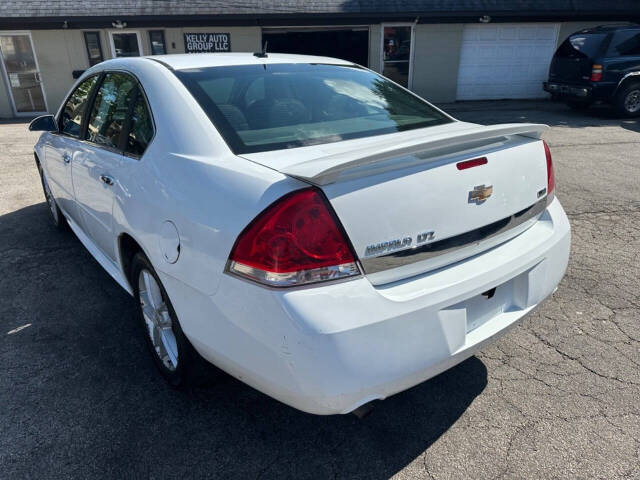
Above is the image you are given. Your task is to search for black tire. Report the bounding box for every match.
[131,252,207,388]
[567,100,591,111]
[36,161,68,231]
[614,82,640,117]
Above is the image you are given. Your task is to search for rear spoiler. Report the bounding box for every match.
[280,123,548,185]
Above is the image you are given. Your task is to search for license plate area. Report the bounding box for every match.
[446,268,530,334]
[463,284,510,333]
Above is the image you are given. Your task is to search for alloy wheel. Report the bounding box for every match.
[138,269,179,371]
[624,89,640,113]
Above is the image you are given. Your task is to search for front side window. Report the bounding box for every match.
[177,63,451,154]
[59,75,99,137]
[149,31,167,55]
[85,73,137,149]
[84,32,103,66]
[606,30,640,57]
[126,93,154,156]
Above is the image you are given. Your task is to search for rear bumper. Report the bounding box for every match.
[161,197,571,415]
[544,81,592,100]
[543,81,616,102]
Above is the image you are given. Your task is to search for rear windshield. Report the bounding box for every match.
[176,63,452,154]
[555,33,607,59]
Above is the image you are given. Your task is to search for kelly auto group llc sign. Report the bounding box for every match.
[184,33,231,53]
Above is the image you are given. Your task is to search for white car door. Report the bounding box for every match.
[43,75,99,224]
[71,72,138,262]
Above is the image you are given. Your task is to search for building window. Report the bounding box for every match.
[83,31,104,66]
[148,30,167,55]
[109,31,142,57]
[382,25,414,88]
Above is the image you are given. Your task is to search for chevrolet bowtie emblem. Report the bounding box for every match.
[468,184,493,204]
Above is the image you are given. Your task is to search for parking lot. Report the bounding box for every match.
[1,101,639,479]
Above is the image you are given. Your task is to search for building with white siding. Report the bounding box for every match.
[0,0,638,117]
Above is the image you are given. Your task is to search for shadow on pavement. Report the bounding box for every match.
[0,203,487,479]
[442,99,640,131]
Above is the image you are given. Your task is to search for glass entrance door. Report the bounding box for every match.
[0,33,47,114]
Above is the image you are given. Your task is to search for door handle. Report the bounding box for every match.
[99,174,114,186]
[63,153,71,164]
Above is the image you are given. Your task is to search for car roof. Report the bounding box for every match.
[577,24,640,34]
[142,52,356,71]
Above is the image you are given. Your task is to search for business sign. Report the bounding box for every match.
[184,33,231,53]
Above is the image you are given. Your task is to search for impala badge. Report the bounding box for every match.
[364,230,436,258]
[468,184,493,204]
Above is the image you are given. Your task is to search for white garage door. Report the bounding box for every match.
[456,23,560,100]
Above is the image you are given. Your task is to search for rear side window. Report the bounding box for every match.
[59,75,99,137]
[607,30,640,57]
[556,33,607,59]
[85,73,137,149]
[125,93,154,156]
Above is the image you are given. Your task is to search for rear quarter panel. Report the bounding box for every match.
[604,56,640,86]
[107,59,306,296]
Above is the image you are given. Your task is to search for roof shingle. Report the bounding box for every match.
[2,0,639,18]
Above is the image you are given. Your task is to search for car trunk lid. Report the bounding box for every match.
[241,122,550,285]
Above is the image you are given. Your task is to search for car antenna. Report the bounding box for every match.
[254,41,268,58]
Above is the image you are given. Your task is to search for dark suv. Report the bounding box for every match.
[543,25,640,116]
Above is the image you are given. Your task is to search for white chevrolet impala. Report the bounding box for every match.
[30,53,570,415]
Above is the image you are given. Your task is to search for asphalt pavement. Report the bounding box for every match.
[1,100,639,479]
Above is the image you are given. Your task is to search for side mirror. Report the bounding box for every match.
[29,114,57,132]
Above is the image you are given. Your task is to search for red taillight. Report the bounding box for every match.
[543,140,555,197]
[228,188,360,287]
[590,64,603,82]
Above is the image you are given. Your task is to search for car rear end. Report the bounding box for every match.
[170,57,571,414]
[195,143,570,415]
[544,29,613,103]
